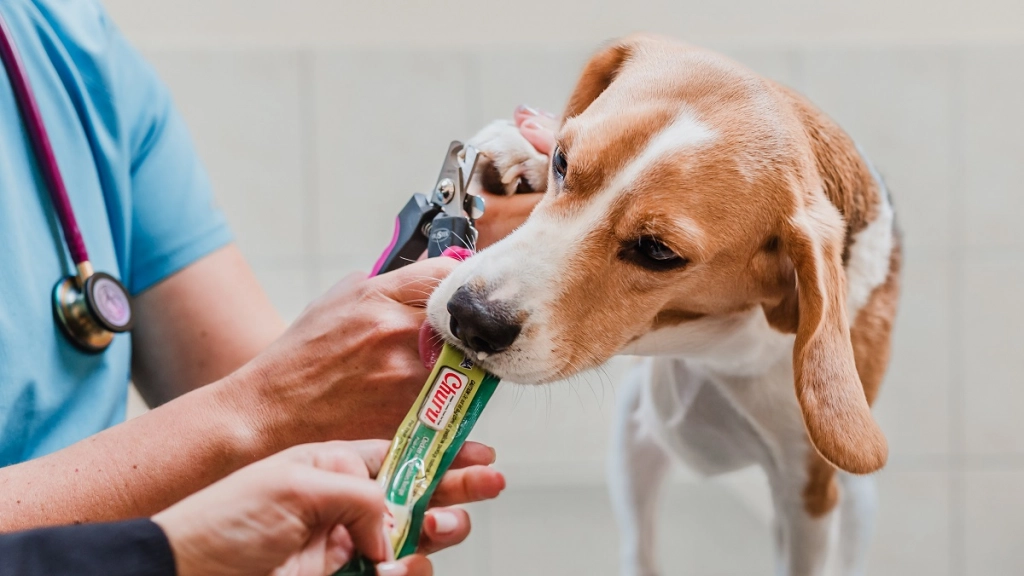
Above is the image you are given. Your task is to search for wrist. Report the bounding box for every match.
[150,513,191,576]
[203,365,287,463]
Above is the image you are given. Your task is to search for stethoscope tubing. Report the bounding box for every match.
[0,10,89,266]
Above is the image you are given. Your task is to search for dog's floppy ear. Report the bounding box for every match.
[563,38,635,119]
[781,196,888,475]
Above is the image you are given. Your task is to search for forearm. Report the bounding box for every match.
[131,245,286,406]
[0,374,282,532]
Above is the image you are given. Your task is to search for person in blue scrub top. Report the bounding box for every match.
[0,0,556,573]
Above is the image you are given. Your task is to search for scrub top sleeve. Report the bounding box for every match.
[0,518,177,576]
[107,28,233,295]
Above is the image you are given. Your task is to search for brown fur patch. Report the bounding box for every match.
[804,451,840,518]
[851,231,903,405]
[477,159,510,196]
[563,40,633,120]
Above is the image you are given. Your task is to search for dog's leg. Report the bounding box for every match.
[835,472,877,576]
[772,516,787,576]
[609,359,671,576]
[770,486,835,576]
[762,443,838,576]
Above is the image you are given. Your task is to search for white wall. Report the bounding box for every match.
[107,0,1024,49]
[117,2,1024,574]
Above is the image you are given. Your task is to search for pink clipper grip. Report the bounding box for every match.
[441,246,473,262]
[418,246,474,368]
[370,216,402,277]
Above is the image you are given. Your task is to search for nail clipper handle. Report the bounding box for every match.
[426,216,476,258]
[371,193,435,277]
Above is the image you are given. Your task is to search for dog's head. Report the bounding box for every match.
[427,35,887,474]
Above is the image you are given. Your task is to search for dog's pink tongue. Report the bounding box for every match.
[419,322,444,370]
[418,245,475,370]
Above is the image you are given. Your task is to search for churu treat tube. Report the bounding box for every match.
[335,343,500,575]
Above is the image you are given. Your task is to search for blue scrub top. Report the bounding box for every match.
[0,0,232,466]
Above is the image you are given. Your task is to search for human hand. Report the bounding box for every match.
[227,257,458,445]
[473,106,558,249]
[153,440,505,576]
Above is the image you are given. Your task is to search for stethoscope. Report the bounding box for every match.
[0,12,133,353]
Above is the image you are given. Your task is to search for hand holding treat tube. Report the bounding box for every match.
[154,440,504,576]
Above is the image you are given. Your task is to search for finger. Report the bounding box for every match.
[418,507,470,554]
[323,271,371,299]
[375,561,409,576]
[325,524,356,572]
[514,104,557,125]
[429,466,506,507]
[400,555,434,576]
[324,440,391,477]
[519,119,557,155]
[302,441,383,479]
[294,470,390,563]
[449,441,497,469]
[307,439,494,486]
[376,555,432,576]
[374,258,458,305]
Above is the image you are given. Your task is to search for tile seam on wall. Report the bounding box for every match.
[947,46,967,576]
[298,49,320,304]
[465,52,485,135]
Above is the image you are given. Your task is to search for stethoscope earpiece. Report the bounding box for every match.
[52,266,133,353]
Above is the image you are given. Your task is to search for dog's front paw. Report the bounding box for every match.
[467,120,549,196]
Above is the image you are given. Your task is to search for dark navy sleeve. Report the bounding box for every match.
[0,518,176,576]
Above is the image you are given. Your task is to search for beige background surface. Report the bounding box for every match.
[115,1,1024,574]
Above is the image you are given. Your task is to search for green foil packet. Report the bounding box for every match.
[335,343,500,575]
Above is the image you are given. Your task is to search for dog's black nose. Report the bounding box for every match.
[447,285,522,355]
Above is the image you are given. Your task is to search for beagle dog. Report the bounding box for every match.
[427,34,901,576]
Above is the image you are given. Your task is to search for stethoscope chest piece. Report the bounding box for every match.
[53,270,134,353]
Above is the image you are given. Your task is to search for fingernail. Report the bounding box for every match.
[486,446,497,464]
[516,104,540,116]
[432,510,460,535]
[376,562,407,576]
[521,119,541,131]
[441,246,474,261]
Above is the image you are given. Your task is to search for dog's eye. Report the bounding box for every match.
[552,146,568,180]
[620,236,689,271]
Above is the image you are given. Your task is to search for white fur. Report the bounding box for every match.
[845,182,894,318]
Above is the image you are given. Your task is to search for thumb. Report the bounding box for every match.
[374,254,460,305]
[294,470,392,564]
[519,121,556,156]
